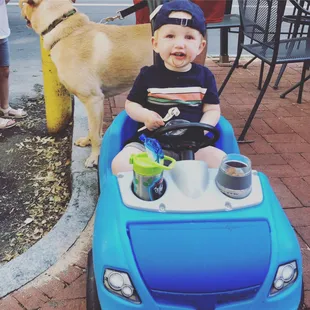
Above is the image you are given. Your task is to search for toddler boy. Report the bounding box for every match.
[112,0,226,174]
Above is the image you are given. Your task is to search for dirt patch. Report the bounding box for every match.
[0,84,72,265]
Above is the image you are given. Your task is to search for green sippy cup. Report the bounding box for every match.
[130,153,176,201]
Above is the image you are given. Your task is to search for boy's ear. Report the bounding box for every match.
[152,37,159,53]
[197,39,207,55]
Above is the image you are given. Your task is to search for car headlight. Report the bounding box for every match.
[270,261,298,295]
[104,269,141,303]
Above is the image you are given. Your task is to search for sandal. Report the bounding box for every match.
[0,106,28,119]
[0,118,16,130]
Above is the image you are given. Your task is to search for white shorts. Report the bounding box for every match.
[125,142,180,160]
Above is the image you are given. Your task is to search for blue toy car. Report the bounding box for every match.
[87,110,304,310]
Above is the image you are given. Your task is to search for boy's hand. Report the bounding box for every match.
[144,111,164,131]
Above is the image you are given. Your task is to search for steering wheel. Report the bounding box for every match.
[150,122,220,154]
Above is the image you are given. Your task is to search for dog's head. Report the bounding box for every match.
[19,0,41,29]
[19,0,76,34]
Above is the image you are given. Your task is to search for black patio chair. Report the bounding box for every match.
[273,0,310,90]
[218,0,310,143]
[242,0,310,89]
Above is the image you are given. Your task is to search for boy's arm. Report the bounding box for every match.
[125,100,153,123]
[125,99,164,130]
[200,103,221,127]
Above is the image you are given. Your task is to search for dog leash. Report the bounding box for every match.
[100,0,148,24]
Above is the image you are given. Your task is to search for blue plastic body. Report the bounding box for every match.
[93,110,303,310]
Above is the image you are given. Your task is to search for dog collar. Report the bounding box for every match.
[41,9,77,36]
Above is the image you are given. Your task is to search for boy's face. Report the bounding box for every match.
[152,11,206,72]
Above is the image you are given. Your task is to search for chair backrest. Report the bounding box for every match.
[287,0,310,38]
[289,0,310,16]
[238,0,287,46]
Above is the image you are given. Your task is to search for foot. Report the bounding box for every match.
[74,137,91,147]
[85,153,99,168]
[0,118,16,130]
[0,106,27,119]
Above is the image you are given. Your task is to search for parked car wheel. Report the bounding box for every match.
[87,250,101,310]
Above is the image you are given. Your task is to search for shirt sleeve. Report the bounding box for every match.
[127,66,149,107]
[202,69,220,105]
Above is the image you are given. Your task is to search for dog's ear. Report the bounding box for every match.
[22,0,40,6]
[28,0,41,5]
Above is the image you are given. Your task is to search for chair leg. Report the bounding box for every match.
[258,61,265,90]
[280,73,310,100]
[218,48,243,96]
[273,63,287,89]
[238,64,276,142]
[243,56,257,69]
[297,61,308,103]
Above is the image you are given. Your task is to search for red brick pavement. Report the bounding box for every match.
[1,58,310,309]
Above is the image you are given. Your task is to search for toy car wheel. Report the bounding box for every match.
[87,250,101,310]
[298,280,305,310]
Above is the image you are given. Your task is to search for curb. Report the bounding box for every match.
[0,98,97,298]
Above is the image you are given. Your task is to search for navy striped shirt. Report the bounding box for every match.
[127,62,220,126]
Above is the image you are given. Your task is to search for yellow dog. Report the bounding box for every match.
[19,0,153,167]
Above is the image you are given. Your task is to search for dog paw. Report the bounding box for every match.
[85,154,98,168]
[75,137,91,147]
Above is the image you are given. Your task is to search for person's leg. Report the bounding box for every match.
[0,38,15,128]
[0,38,27,118]
[0,39,10,111]
[195,146,226,168]
[111,144,144,175]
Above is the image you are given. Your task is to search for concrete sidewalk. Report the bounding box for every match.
[0,57,309,309]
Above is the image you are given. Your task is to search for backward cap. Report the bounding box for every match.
[153,0,206,36]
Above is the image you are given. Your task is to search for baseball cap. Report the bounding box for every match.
[152,0,206,36]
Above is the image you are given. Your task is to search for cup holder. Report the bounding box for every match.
[131,177,167,201]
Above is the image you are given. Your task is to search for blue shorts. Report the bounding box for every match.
[0,38,10,67]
